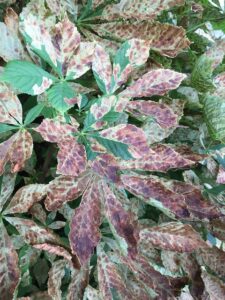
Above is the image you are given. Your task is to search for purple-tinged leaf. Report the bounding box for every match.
[121,69,186,98]
[69,180,102,265]
[34,244,72,261]
[66,266,89,300]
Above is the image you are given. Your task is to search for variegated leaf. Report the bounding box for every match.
[66,266,89,300]
[45,173,90,211]
[121,69,186,98]
[69,180,102,265]
[5,217,61,245]
[0,220,20,300]
[99,124,149,159]
[111,39,150,93]
[119,144,196,172]
[205,39,225,70]
[0,171,16,212]
[93,21,190,58]
[34,243,71,260]
[101,0,185,20]
[48,259,69,300]
[34,118,78,143]
[140,222,207,252]
[57,139,87,176]
[84,286,102,300]
[92,44,112,94]
[101,182,139,257]
[0,84,23,125]
[97,244,133,300]
[201,270,225,299]
[0,130,33,175]
[4,184,47,214]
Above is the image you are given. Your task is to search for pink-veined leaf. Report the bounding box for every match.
[0,130,33,175]
[93,21,190,58]
[69,180,102,265]
[45,173,90,211]
[99,124,149,159]
[120,69,186,98]
[33,244,72,261]
[4,184,47,214]
[0,84,22,125]
[97,244,134,300]
[0,220,20,300]
[5,216,61,245]
[101,181,139,257]
[57,139,87,176]
[92,44,112,94]
[139,222,208,252]
[119,144,197,172]
[34,118,78,143]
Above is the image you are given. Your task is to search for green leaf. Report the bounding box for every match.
[1,60,56,95]
[47,81,76,113]
[24,103,45,125]
[0,123,19,133]
[89,133,132,160]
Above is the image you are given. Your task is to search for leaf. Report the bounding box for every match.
[84,286,102,300]
[97,244,133,300]
[34,118,78,143]
[48,260,69,300]
[201,270,225,299]
[111,39,150,93]
[101,0,185,20]
[0,130,33,175]
[2,60,56,95]
[66,266,89,300]
[57,139,87,176]
[4,184,47,214]
[98,124,149,159]
[47,81,76,113]
[139,222,207,252]
[92,44,112,94]
[24,103,45,125]
[101,182,139,257]
[0,171,16,211]
[45,174,90,211]
[205,39,225,70]
[0,220,20,300]
[0,21,25,62]
[0,83,23,125]
[121,69,186,98]
[5,216,61,245]
[0,124,18,134]
[34,244,72,261]
[69,180,102,265]
[93,21,190,58]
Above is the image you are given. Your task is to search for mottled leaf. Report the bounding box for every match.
[0,220,20,300]
[201,270,225,299]
[66,266,89,300]
[4,184,47,214]
[121,69,186,98]
[0,130,33,175]
[69,180,101,265]
[140,222,207,252]
[34,244,71,261]
[0,171,16,211]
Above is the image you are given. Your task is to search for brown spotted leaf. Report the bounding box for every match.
[0,130,33,175]
[5,216,61,245]
[0,84,23,125]
[93,21,190,57]
[34,244,71,261]
[4,184,47,214]
[0,220,20,300]
[121,69,186,98]
[140,222,208,252]
[101,181,139,257]
[69,180,102,265]
[119,144,196,172]
[34,118,78,143]
[57,139,87,176]
[45,174,90,211]
[97,244,133,300]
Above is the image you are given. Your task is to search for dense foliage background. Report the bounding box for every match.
[1,0,225,299]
